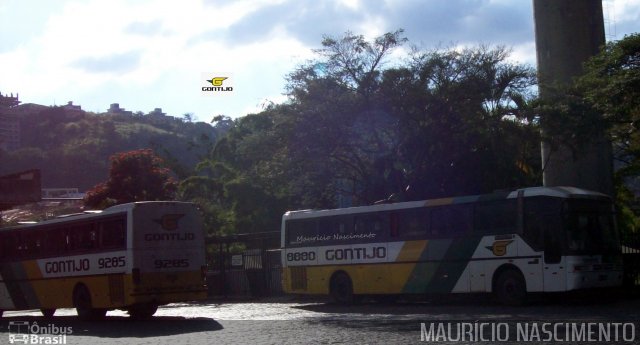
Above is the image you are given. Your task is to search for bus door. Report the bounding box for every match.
[542,218,566,291]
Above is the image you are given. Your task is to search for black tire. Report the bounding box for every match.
[494,269,527,306]
[128,303,158,319]
[73,285,106,320]
[41,309,56,318]
[330,272,355,304]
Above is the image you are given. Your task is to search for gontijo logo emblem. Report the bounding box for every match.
[486,239,514,256]
[153,214,184,231]
[207,77,227,86]
[202,76,233,92]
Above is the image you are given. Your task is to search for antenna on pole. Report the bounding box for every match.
[603,0,617,41]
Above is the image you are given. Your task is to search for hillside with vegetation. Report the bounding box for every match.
[0,106,229,190]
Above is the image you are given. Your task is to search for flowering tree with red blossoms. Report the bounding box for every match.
[83,149,177,209]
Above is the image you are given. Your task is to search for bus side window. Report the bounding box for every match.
[474,200,517,235]
[286,219,317,246]
[9,233,22,258]
[354,217,367,234]
[0,232,16,260]
[338,217,349,235]
[319,216,350,237]
[431,204,473,237]
[397,208,428,239]
[64,229,72,250]
[353,213,388,241]
[390,213,399,237]
[24,231,43,257]
[371,213,388,237]
[74,224,97,250]
[5,234,17,259]
[100,219,126,249]
[523,197,561,252]
[0,233,4,260]
[44,228,66,255]
[544,221,562,264]
[354,214,382,233]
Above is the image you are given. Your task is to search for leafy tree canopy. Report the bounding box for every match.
[533,33,640,235]
[578,33,640,235]
[84,149,177,209]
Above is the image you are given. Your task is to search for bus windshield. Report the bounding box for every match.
[563,199,619,255]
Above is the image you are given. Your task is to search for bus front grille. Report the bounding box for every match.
[290,267,307,291]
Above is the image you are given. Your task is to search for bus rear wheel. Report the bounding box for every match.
[330,272,355,304]
[494,269,527,306]
[73,285,106,320]
[128,303,158,319]
[41,309,56,318]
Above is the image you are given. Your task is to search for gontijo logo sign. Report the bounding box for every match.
[154,213,184,231]
[146,213,194,241]
[486,239,514,256]
[201,73,233,93]
[206,77,227,87]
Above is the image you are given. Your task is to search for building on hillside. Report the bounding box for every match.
[0,92,21,151]
[107,103,133,116]
[63,101,83,116]
[41,188,85,199]
[148,107,166,117]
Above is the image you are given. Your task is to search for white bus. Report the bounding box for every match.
[281,187,623,305]
[0,201,207,319]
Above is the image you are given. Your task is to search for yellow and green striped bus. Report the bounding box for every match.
[0,201,207,319]
[281,187,623,305]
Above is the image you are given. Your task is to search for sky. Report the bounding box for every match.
[0,0,638,122]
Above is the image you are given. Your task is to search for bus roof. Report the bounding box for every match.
[283,186,610,220]
[0,201,195,232]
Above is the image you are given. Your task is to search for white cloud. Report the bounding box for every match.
[606,0,640,22]
[509,42,538,67]
[603,0,640,40]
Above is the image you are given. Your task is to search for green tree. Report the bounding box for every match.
[84,149,177,209]
[284,34,539,204]
[576,33,640,236]
[383,45,539,198]
[532,33,640,236]
[179,112,290,235]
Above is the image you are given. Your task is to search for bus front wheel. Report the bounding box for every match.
[494,269,527,306]
[330,272,355,304]
[73,285,106,320]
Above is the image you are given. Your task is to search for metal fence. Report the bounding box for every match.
[207,245,283,297]
[206,231,282,298]
[622,236,640,287]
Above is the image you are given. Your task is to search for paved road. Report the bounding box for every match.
[2,295,640,344]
